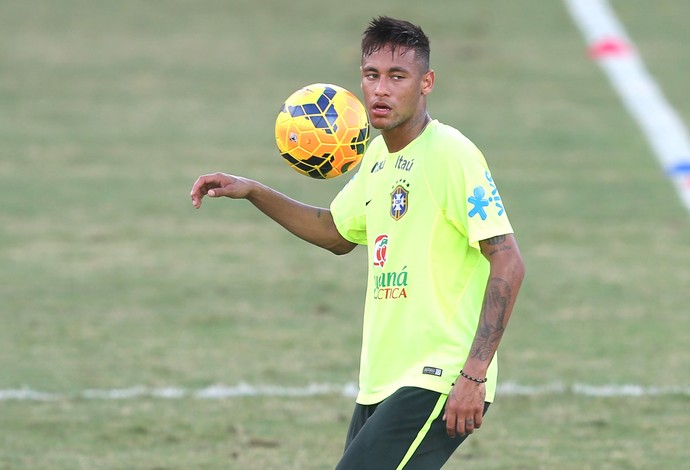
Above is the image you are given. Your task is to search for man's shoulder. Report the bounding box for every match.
[427,120,479,150]
[422,121,485,170]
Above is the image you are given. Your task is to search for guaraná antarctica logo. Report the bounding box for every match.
[372,234,408,300]
[373,234,388,268]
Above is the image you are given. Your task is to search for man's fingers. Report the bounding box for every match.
[445,412,457,438]
[190,175,210,195]
[191,189,204,208]
[444,406,484,437]
[190,173,232,208]
[191,187,210,208]
[207,184,234,198]
[445,406,472,438]
[443,405,454,437]
[474,412,483,429]
[190,176,211,208]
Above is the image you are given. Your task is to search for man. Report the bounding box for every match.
[191,16,524,469]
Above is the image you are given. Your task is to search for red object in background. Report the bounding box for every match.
[588,37,632,59]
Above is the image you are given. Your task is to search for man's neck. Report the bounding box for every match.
[382,112,432,153]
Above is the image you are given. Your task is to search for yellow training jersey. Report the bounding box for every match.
[331,120,514,405]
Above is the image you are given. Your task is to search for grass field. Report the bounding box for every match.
[1,0,689,468]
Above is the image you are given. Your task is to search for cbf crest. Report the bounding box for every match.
[390,179,410,220]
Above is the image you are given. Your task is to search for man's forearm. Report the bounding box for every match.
[247,182,355,255]
[463,235,525,377]
[469,276,513,364]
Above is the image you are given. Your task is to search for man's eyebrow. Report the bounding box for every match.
[362,65,411,74]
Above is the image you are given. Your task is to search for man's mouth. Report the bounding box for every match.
[371,101,392,116]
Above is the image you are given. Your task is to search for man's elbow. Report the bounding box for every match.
[328,239,357,255]
[511,253,526,284]
[492,249,525,284]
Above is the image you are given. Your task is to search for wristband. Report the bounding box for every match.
[459,370,488,384]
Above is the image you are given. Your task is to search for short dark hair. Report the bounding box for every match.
[361,16,431,71]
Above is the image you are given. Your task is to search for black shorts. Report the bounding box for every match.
[335,386,490,470]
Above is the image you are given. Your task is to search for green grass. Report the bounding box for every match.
[1,0,689,468]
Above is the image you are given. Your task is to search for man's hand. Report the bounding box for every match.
[442,377,486,438]
[190,172,254,208]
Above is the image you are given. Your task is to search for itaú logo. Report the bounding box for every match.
[373,234,389,268]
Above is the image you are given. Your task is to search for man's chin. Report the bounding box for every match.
[369,118,395,131]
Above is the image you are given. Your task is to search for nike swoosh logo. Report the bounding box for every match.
[366,199,372,206]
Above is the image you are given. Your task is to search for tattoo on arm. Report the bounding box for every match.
[484,235,512,257]
[470,277,511,362]
[485,235,506,245]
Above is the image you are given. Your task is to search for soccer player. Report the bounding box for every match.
[190,16,524,469]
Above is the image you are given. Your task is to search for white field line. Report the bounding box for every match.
[1,382,689,402]
[564,0,690,212]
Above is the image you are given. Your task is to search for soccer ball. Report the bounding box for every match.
[275,83,370,179]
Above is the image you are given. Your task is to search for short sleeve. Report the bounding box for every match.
[330,169,368,245]
[443,139,514,248]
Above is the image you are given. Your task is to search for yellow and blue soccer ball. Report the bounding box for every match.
[275,83,370,179]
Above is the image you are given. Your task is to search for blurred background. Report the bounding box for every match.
[1,0,688,468]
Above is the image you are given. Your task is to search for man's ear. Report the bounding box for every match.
[422,69,435,95]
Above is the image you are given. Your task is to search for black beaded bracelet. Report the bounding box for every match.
[459,370,488,384]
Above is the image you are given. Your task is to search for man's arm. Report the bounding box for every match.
[443,233,525,437]
[190,172,357,255]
